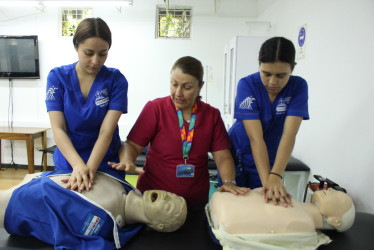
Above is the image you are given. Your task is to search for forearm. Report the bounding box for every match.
[215,149,250,194]
[271,133,296,175]
[53,127,85,168]
[242,119,270,185]
[119,140,144,163]
[214,149,236,181]
[86,128,114,172]
[87,110,123,171]
[250,139,271,185]
[271,116,302,175]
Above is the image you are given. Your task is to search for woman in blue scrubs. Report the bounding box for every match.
[45,18,128,192]
[227,37,309,207]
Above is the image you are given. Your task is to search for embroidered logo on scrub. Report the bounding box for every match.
[46,86,58,100]
[239,96,256,110]
[95,88,109,107]
[80,213,105,236]
[276,97,292,114]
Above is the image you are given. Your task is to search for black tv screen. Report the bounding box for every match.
[0,35,40,79]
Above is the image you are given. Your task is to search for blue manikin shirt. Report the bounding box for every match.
[4,170,143,250]
[229,72,309,171]
[45,62,127,175]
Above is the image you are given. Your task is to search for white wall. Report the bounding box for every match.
[1,0,373,213]
[258,0,374,213]
[0,1,252,166]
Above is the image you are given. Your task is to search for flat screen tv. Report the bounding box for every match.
[0,35,40,79]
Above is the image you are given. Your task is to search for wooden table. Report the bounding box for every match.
[0,127,50,173]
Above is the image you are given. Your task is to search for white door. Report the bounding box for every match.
[223,36,268,130]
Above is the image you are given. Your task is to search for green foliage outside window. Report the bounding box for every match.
[62,8,93,36]
[158,7,191,38]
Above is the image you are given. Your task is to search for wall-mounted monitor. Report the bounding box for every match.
[0,35,40,79]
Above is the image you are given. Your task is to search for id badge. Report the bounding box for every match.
[176,164,195,178]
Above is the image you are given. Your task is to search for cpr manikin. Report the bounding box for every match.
[207,188,355,250]
[0,171,187,249]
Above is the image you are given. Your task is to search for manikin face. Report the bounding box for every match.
[143,190,185,220]
[170,68,203,112]
[76,37,109,76]
[259,61,293,98]
[312,188,353,225]
[143,190,187,232]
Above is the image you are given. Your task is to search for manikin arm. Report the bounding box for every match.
[0,173,42,228]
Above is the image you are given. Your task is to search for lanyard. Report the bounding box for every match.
[175,102,197,163]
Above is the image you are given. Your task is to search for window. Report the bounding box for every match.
[61,8,93,36]
[156,5,191,39]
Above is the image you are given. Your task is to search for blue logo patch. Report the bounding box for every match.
[80,213,105,236]
[95,88,109,107]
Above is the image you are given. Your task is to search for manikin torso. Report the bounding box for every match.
[209,188,323,234]
[50,173,127,227]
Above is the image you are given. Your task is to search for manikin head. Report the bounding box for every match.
[143,190,187,232]
[312,188,355,232]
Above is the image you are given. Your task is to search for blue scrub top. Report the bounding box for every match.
[229,72,309,168]
[45,62,127,174]
[4,170,143,250]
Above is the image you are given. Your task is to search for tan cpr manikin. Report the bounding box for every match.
[1,172,187,233]
[207,188,355,250]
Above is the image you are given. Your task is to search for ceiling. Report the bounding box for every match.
[0,0,276,23]
[161,0,276,17]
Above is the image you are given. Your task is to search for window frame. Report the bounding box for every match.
[155,5,192,39]
[59,7,93,37]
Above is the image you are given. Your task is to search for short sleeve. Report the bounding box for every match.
[234,76,260,120]
[287,78,309,120]
[210,108,232,152]
[108,70,128,113]
[127,101,158,147]
[45,69,64,112]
